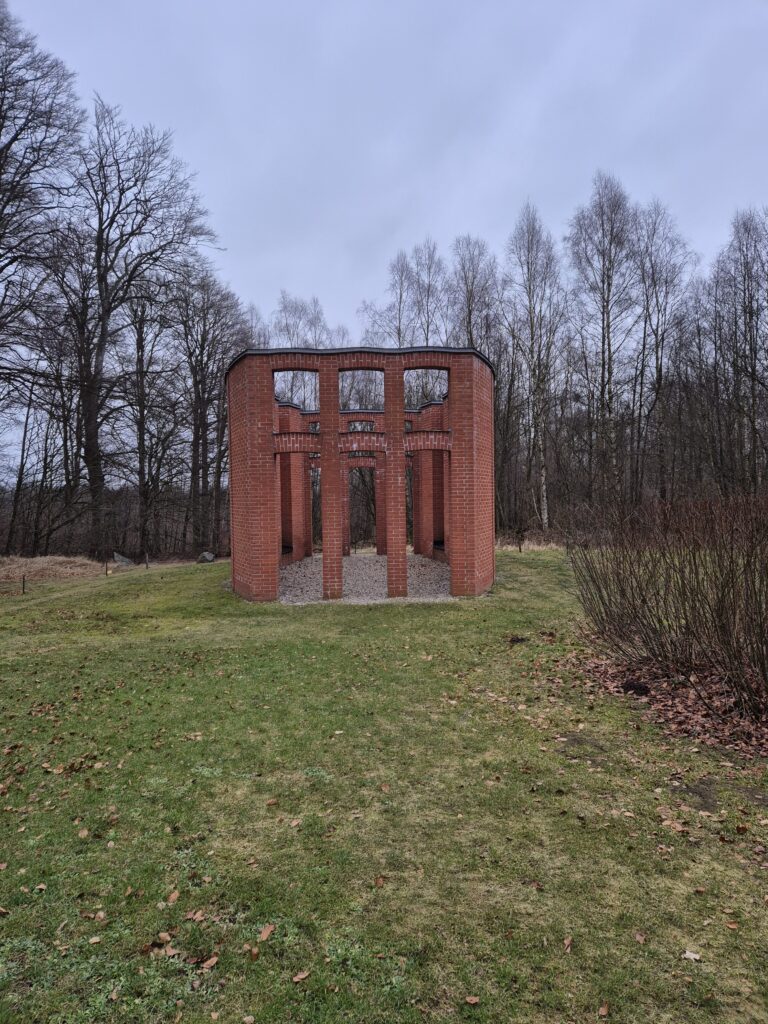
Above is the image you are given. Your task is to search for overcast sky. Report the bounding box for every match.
[19,0,768,333]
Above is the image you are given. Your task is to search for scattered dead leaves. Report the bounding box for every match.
[567,653,768,759]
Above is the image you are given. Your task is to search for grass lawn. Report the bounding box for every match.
[1,551,767,1023]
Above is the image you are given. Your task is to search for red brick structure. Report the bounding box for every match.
[226,347,495,601]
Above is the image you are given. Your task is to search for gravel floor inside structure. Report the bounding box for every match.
[279,553,453,604]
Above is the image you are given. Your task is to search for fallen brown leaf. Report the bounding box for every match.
[465,995,480,1005]
[259,923,275,942]
[292,970,310,983]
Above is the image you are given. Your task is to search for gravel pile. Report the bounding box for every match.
[279,553,453,604]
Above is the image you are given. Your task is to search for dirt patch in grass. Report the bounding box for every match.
[568,653,768,760]
[672,777,720,812]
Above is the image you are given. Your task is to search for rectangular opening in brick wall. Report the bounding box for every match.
[404,368,448,408]
[349,466,376,548]
[273,369,319,410]
[339,369,384,411]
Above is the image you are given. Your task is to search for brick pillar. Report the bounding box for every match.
[448,358,495,595]
[443,453,451,558]
[227,359,279,600]
[412,455,422,554]
[432,450,444,549]
[442,393,451,560]
[341,460,351,556]
[275,454,283,563]
[289,454,307,560]
[374,454,387,555]
[384,365,407,596]
[413,450,434,558]
[319,364,342,598]
[279,454,292,555]
[304,456,314,557]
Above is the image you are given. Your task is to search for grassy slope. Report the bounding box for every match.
[0,552,766,1024]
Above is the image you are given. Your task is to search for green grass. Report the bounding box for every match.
[1,551,767,1023]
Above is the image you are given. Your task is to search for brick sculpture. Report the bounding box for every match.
[226,347,495,600]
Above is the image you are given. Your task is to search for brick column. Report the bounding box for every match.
[279,454,292,555]
[442,453,451,559]
[304,456,314,557]
[275,454,283,562]
[227,359,279,600]
[413,450,434,558]
[341,460,351,556]
[374,454,387,555]
[289,454,308,560]
[384,365,407,596]
[432,450,444,551]
[412,455,422,554]
[448,359,495,595]
[319,364,343,598]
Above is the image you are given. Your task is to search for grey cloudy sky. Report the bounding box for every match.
[20,0,768,333]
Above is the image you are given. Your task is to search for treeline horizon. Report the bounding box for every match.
[1,2,767,561]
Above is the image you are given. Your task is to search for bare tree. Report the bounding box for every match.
[630,199,693,503]
[44,98,212,557]
[567,172,639,504]
[0,2,81,362]
[359,249,417,348]
[411,237,450,347]
[450,234,497,350]
[504,203,566,531]
[172,264,247,553]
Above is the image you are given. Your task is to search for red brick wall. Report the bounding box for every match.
[227,348,495,601]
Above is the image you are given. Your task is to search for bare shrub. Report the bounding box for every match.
[569,500,768,719]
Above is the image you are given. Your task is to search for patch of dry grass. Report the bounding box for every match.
[0,554,108,582]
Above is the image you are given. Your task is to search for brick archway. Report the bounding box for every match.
[226,347,495,601]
